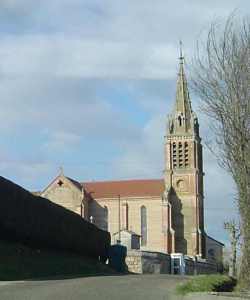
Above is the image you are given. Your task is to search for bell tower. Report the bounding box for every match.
[163,48,205,257]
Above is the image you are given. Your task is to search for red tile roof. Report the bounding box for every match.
[82,179,165,199]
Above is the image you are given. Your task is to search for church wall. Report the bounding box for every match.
[205,235,224,264]
[35,58,217,259]
[168,169,203,256]
[41,179,83,216]
[89,196,166,253]
[171,193,198,255]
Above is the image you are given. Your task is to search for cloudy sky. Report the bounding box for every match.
[0,0,249,244]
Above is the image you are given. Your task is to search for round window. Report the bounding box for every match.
[176,179,185,190]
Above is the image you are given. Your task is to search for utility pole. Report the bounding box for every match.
[224,220,241,278]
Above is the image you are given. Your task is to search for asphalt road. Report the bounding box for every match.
[0,274,188,300]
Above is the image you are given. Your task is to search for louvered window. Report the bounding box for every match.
[172,141,189,168]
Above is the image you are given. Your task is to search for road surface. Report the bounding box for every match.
[0,274,187,300]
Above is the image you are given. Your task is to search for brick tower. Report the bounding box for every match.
[162,51,205,257]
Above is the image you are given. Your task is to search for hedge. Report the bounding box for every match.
[0,176,110,260]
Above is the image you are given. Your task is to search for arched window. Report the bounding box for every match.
[141,206,147,246]
[103,206,108,231]
[122,203,129,230]
[178,115,182,126]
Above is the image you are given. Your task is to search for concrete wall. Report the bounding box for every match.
[126,250,171,274]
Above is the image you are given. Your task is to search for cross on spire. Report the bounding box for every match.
[174,41,192,121]
[59,166,64,176]
[167,43,199,136]
[179,40,184,62]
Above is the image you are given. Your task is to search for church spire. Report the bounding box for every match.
[175,42,192,125]
[167,43,199,137]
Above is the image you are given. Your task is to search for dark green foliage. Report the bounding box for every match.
[0,176,110,260]
[0,240,115,280]
[176,275,237,295]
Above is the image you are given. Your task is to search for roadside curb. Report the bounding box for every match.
[0,281,26,286]
[184,292,250,300]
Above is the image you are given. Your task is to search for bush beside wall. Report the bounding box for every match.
[176,275,237,295]
[0,176,110,260]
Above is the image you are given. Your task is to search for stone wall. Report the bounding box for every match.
[126,250,171,274]
[196,259,218,274]
[125,251,142,273]
[125,251,219,275]
[184,256,218,275]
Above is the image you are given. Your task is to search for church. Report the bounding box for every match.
[37,55,223,260]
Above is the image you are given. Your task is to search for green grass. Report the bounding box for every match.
[176,274,237,295]
[0,239,115,281]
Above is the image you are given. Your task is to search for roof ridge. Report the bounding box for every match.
[66,176,82,190]
[81,178,163,184]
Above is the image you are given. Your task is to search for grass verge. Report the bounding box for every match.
[0,239,115,281]
[176,274,237,295]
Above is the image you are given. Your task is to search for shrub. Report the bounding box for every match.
[0,240,115,280]
[0,176,110,260]
[176,275,237,295]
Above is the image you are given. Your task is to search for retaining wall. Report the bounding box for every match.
[125,250,219,275]
[184,256,218,275]
[126,250,171,274]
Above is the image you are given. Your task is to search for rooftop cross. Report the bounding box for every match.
[166,42,197,135]
[179,40,184,63]
[59,166,64,176]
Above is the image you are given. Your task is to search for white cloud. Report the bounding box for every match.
[0,35,179,80]
[43,131,81,152]
[1,1,248,81]
[111,114,165,179]
[0,158,54,190]
[0,0,247,243]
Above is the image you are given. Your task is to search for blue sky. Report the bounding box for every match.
[0,0,249,245]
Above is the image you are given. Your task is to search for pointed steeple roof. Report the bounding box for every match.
[174,43,193,122]
[167,43,199,137]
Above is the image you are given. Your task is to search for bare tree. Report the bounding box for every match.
[224,220,241,278]
[191,15,250,288]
